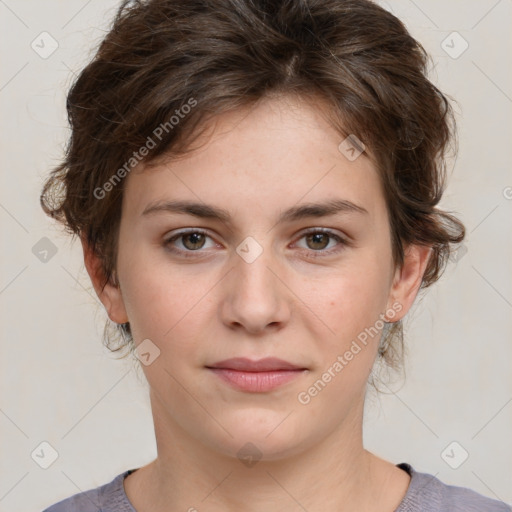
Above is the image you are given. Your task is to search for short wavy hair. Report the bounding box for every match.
[40,0,465,383]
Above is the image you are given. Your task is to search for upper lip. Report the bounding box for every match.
[206,357,306,372]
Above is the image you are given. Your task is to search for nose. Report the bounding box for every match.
[220,242,291,335]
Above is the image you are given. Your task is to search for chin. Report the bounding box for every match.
[204,410,311,463]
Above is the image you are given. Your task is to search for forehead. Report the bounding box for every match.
[122,94,385,223]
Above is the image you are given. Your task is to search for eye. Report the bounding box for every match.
[164,229,218,256]
[163,227,349,259]
[293,228,347,256]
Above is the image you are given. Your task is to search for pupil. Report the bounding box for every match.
[308,233,328,250]
[185,233,204,250]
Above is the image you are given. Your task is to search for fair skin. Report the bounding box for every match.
[83,94,431,512]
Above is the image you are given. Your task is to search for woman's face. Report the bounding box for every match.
[88,94,426,461]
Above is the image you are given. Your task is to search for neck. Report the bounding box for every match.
[124,389,400,512]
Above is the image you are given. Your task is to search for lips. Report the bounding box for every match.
[206,357,308,392]
[206,357,306,372]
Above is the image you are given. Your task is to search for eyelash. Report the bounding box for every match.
[163,228,349,259]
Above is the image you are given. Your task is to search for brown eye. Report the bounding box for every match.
[294,229,347,257]
[164,229,216,255]
[305,232,330,250]
[181,232,206,250]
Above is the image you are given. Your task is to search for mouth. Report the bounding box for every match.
[205,357,309,392]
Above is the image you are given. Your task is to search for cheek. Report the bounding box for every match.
[303,261,390,335]
[119,252,209,345]
[295,271,386,412]
[294,255,392,387]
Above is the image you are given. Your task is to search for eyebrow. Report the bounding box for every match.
[141,198,368,224]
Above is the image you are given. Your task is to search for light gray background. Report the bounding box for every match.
[1,1,511,510]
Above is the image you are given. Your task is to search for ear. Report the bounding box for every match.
[385,244,432,322]
[80,234,129,324]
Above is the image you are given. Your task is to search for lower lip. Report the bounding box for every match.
[207,368,306,392]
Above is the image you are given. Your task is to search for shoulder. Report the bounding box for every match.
[41,469,137,512]
[396,463,511,512]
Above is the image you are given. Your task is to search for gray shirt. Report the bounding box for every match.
[42,463,511,511]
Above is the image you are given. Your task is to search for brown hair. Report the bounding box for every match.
[40,0,465,376]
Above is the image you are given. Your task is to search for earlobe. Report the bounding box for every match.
[386,244,432,321]
[80,234,129,324]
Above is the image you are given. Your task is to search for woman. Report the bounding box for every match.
[40,0,509,510]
